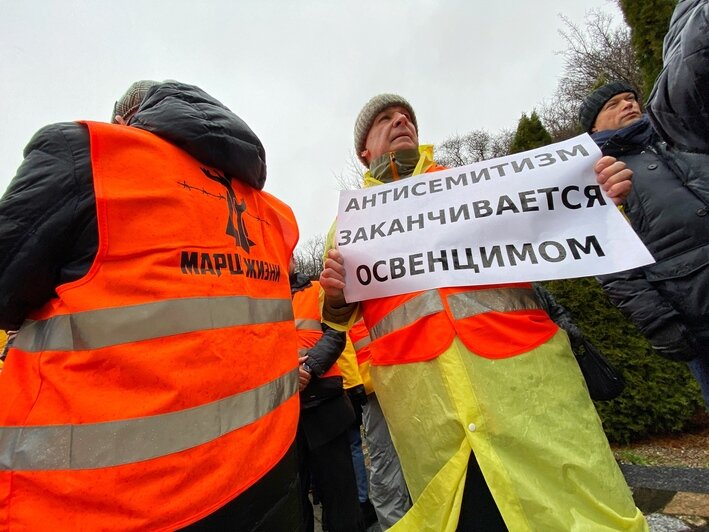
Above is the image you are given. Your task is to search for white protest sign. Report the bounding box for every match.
[336,134,654,302]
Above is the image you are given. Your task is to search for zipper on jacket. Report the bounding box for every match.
[389,152,400,181]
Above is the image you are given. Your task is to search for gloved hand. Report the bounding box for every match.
[652,339,698,361]
[651,322,698,362]
[346,384,368,427]
[564,323,585,351]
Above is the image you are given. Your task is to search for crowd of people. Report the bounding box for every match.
[0,0,706,530]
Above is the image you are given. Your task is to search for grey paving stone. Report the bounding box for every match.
[646,513,694,532]
[621,465,709,494]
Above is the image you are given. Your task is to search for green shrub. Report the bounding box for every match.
[542,277,702,444]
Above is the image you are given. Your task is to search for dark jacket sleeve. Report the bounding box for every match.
[0,123,96,329]
[302,323,346,377]
[647,0,709,153]
[533,284,584,349]
[597,268,698,361]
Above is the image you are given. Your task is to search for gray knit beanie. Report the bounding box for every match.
[354,93,418,166]
[112,80,161,123]
[578,81,638,133]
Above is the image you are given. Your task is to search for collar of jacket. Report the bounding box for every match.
[363,144,437,187]
[591,114,658,157]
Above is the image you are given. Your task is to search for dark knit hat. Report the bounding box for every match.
[578,81,638,132]
[354,93,418,166]
[112,80,161,123]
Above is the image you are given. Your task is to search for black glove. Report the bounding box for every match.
[563,323,585,350]
[346,384,368,427]
[651,323,698,362]
[652,338,698,362]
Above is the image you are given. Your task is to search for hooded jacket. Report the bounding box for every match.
[0,81,303,531]
[0,81,268,330]
[594,0,709,361]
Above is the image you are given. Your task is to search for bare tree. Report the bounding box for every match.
[540,9,641,141]
[292,234,326,280]
[560,10,641,100]
[488,130,514,159]
[334,151,366,191]
[436,129,513,167]
[436,135,468,168]
[539,85,587,142]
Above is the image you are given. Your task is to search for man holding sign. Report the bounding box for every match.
[320,94,647,531]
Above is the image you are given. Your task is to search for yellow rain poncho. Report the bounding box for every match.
[324,146,646,530]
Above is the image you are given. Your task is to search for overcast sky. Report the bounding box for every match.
[1,0,618,245]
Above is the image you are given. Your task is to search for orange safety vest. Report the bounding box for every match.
[0,121,300,531]
[362,284,558,365]
[348,319,373,394]
[360,159,558,365]
[349,319,372,368]
[293,280,341,378]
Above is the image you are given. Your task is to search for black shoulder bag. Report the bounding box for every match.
[575,338,626,401]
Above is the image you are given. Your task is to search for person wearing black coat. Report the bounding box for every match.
[290,270,365,532]
[0,80,271,331]
[580,0,709,409]
[0,80,304,530]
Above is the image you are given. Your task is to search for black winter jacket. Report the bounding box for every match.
[0,81,304,530]
[0,81,267,330]
[596,0,709,362]
[647,0,709,154]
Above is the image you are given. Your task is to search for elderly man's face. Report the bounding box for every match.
[361,105,419,165]
[593,92,642,132]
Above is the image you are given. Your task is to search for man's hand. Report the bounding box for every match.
[298,355,312,391]
[594,156,632,205]
[320,248,347,308]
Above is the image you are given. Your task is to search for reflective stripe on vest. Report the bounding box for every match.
[14,296,293,352]
[368,288,541,340]
[348,320,374,394]
[349,320,372,355]
[353,335,371,352]
[0,368,297,471]
[295,319,322,332]
[447,287,541,321]
[369,290,444,340]
[350,320,373,393]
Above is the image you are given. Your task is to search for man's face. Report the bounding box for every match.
[361,105,419,165]
[592,92,642,132]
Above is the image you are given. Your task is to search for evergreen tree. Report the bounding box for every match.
[509,111,552,154]
[616,0,676,95]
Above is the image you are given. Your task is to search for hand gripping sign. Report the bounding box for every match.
[336,134,654,302]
